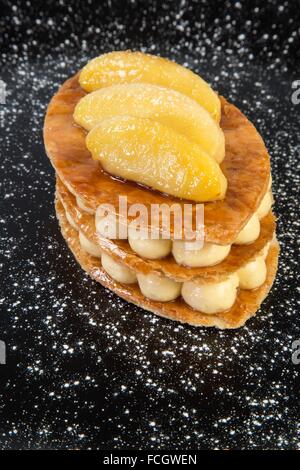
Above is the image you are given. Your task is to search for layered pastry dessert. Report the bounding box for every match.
[44,51,279,329]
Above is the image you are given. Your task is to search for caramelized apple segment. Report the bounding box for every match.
[74,84,225,163]
[86,116,227,202]
[79,51,221,122]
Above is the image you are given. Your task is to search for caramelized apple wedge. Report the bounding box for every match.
[86,116,227,202]
[74,84,225,163]
[79,51,221,122]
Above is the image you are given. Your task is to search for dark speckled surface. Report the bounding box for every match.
[0,0,299,450]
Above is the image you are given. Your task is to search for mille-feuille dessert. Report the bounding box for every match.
[44,51,279,329]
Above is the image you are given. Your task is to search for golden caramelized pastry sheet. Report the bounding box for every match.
[44,75,271,245]
[56,176,276,283]
[55,198,279,329]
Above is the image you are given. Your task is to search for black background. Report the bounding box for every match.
[0,0,299,450]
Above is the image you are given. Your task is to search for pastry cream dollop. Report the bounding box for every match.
[137,272,182,302]
[102,253,137,284]
[237,256,267,290]
[76,195,94,215]
[79,231,102,258]
[65,209,79,231]
[172,240,231,267]
[234,213,260,245]
[128,227,172,260]
[182,274,239,314]
[256,191,273,220]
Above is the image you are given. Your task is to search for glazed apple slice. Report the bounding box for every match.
[74,84,225,163]
[86,116,227,202]
[79,51,221,122]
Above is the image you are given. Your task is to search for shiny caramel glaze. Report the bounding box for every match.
[44,74,270,244]
[56,198,279,329]
[57,176,275,283]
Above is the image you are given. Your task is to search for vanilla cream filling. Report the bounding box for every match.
[237,255,267,290]
[232,188,273,245]
[101,252,137,284]
[261,242,270,260]
[268,174,272,190]
[128,227,172,259]
[172,240,231,267]
[65,209,79,231]
[95,212,128,240]
[79,231,102,258]
[76,195,95,215]
[182,273,239,314]
[234,213,260,245]
[63,180,77,196]
[256,191,273,220]
[137,273,181,302]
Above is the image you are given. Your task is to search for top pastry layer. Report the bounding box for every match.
[44,74,270,244]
